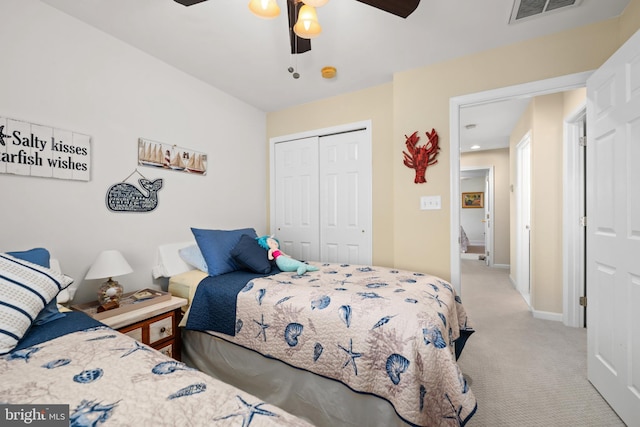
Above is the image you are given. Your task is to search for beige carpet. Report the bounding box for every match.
[457,260,625,427]
[465,245,485,254]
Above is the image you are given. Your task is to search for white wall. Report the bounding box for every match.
[0,0,268,303]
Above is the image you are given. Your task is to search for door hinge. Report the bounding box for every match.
[579,296,587,307]
[580,216,587,227]
[579,136,587,147]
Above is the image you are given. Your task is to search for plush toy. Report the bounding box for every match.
[256,235,318,275]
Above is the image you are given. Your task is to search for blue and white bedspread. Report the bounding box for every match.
[194,263,477,427]
[0,325,312,427]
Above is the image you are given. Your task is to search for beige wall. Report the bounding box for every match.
[508,88,585,314]
[266,2,640,296]
[564,88,587,115]
[513,94,565,314]
[621,0,640,43]
[393,19,622,282]
[461,148,510,266]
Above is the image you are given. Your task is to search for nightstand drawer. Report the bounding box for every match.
[118,308,182,360]
[149,315,174,345]
[123,327,143,342]
[157,342,174,359]
[74,296,187,361]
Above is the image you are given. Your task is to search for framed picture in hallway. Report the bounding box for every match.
[462,192,484,208]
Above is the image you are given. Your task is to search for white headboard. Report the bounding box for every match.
[152,241,196,279]
[51,258,77,304]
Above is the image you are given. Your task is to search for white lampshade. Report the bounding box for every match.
[85,250,133,280]
[294,5,322,39]
[248,0,280,19]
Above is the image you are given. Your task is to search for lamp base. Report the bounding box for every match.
[97,300,120,312]
[98,278,123,306]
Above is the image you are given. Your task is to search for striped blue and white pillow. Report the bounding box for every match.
[0,253,73,354]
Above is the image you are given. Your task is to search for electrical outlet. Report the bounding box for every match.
[420,195,441,210]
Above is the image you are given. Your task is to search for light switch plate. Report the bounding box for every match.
[420,195,441,210]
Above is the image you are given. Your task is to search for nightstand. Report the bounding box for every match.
[85,296,187,360]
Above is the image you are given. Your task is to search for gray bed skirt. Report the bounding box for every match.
[182,329,409,427]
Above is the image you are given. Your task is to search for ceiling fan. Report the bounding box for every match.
[174,0,420,54]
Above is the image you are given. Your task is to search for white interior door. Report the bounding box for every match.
[586,29,640,426]
[516,134,532,305]
[273,137,320,261]
[483,173,491,266]
[319,130,372,265]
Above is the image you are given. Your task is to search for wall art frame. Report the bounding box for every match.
[138,137,207,175]
[0,116,91,181]
[462,192,484,209]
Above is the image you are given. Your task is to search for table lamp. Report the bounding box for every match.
[85,250,133,307]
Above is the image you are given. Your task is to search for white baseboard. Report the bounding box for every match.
[493,264,510,270]
[532,310,563,322]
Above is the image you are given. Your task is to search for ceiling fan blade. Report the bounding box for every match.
[287,0,311,55]
[355,0,420,18]
[174,0,208,6]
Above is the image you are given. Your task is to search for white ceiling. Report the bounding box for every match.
[460,97,532,152]
[39,0,629,150]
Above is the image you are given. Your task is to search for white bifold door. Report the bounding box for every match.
[273,129,372,265]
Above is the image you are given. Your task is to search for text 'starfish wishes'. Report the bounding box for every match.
[0,116,91,181]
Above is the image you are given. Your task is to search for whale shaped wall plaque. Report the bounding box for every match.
[106,178,163,213]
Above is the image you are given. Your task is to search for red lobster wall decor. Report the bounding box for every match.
[403,128,440,184]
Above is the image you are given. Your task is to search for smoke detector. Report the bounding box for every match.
[509,0,582,24]
[321,66,337,79]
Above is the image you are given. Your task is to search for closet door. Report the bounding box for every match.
[273,137,320,261]
[319,130,372,265]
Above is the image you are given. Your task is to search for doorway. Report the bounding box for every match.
[449,71,591,308]
[460,166,494,266]
[563,106,587,327]
[516,132,532,306]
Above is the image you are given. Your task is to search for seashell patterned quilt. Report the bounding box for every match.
[191,263,477,426]
[0,325,313,426]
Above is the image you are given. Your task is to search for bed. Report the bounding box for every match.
[0,250,312,427]
[156,228,478,427]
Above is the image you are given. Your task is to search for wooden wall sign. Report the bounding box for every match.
[138,137,207,175]
[0,116,91,181]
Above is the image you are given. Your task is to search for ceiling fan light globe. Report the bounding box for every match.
[248,0,280,19]
[294,5,322,39]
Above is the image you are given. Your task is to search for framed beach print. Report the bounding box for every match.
[138,137,207,175]
[462,192,484,208]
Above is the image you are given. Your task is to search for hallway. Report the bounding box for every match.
[457,260,624,426]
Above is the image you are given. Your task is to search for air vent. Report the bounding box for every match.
[509,0,582,23]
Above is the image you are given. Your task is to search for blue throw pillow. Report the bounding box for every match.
[191,228,257,277]
[0,252,73,354]
[230,234,272,274]
[7,248,66,326]
[7,248,50,268]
